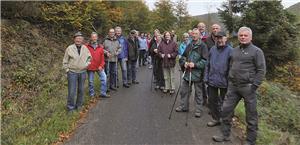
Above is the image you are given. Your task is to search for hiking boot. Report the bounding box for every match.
[175,106,189,112]
[163,89,168,93]
[195,112,202,118]
[100,94,111,98]
[169,90,175,94]
[132,80,139,84]
[207,120,221,127]
[155,85,160,90]
[212,135,230,142]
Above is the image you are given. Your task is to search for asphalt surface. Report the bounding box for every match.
[65,65,240,145]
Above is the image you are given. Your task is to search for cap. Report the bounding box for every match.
[130,30,136,35]
[215,31,226,37]
[74,31,83,38]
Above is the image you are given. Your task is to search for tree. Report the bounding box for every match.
[152,0,177,32]
[174,0,189,28]
[240,1,299,75]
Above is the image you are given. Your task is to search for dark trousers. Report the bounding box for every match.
[105,61,117,88]
[139,49,146,66]
[208,85,227,121]
[127,59,138,82]
[153,56,164,87]
[221,83,258,144]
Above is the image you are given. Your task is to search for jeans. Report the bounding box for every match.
[118,58,128,85]
[105,61,117,88]
[127,59,137,83]
[87,70,107,96]
[67,71,86,111]
[139,49,146,66]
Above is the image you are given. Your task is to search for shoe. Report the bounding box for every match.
[100,94,111,98]
[148,65,153,69]
[110,87,117,91]
[132,81,139,84]
[175,106,189,112]
[163,89,168,93]
[207,120,221,127]
[195,112,202,118]
[169,90,175,94]
[212,135,230,142]
[159,86,164,90]
[128,82,132,86]
[90,94,95,98]
[123,84,130,88]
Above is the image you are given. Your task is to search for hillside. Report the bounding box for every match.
[286,2,300,22]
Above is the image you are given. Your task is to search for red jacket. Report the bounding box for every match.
[86,44,105,71]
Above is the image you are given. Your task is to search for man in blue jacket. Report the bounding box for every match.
[115,26,130,88]
[204,31,232,127]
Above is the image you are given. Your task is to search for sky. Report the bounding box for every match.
[145,0,300,16]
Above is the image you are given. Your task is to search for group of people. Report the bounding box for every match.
[63,21,266,145]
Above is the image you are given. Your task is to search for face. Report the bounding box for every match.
[74,36,84,45]
[115,28,122,36]
[141,33,145,37]
[211,24,221,35]
[217,36,227,47]
[108,29,115,38]
[197,23,206,33]
[165,32,171,40]
[238,30,252,44]
[183,35,189,42]
[192,31,200,41]
[90,34,98,42]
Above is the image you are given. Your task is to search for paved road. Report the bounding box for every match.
[65,66,240,145]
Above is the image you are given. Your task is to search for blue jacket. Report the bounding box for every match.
[117,35,128,59]
[204,44,233,88]
[138,37,148,50]
[178,41,189,56]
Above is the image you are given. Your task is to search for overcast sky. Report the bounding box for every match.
[145,0,299,16]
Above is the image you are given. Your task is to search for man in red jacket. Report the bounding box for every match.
[86,32,110,98]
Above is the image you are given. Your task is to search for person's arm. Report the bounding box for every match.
[99,47,105,70]
[170,43,178,58]
[253,48,266,87]
[204,50,212,83]
[201,43,209,60]
[62,47,70,72]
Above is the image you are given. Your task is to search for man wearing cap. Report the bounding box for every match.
[213,27,266,145]
[204,31,232,127]
[86,32,110,98]
[127,30,140,85]
[63,32,91,112]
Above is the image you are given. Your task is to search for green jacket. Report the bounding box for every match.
[179,39,208,82]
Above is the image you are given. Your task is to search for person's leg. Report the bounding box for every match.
[67,72,78,111]
[170,67,176,91]
[97,70,108,96]
[208,85,219,120]
[218,88,228,120]
[132,60,138,83]
[76,71,86,109]
[176,80,190,111]
[240,85,258,144]
[87,71,95,97]
[119,58,128,85]
[109,62,117,88]
[139,50,143,66]
[105,61,110,88]
[142,50,146,65]
[194,82,203,114]
[163,68,170,91]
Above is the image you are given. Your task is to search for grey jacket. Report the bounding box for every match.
[103,36,121,62]
[228,43,266,87]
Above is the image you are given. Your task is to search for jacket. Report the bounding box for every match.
[63,44,91,73]
[229,43,266,86]
[127,37,139,60]
[178,41,189,56]
[158,39,178,68]
[103,36,121,62]
[179,39,208,82]
[204,44,233,88]
[86,43,105,71]
[117,35,128,59]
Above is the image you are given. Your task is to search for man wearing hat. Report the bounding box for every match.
[63,31,92,112]
[127,30,140,85]
[204,31,232,127]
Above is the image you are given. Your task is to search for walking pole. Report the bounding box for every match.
[185,67,192,127]
[168,69,186,120]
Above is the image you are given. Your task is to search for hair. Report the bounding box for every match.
[115,26,122,31]
[183,33,189,38]
[238,26,252,37]
[108,28,115,33]
[192,28,200,33]
[211,24,221,29]
[197,22,206,27]
[91,32,98,36]
[163,31,171,38]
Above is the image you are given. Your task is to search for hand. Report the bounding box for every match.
[184,62,189,68]
[161,54,165,58]
[107,52,112,58]
[154,49,158,53]
[167,54,171,58]
[189,62,195,68]
[124,58,128,61]
[98,66,103,71]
